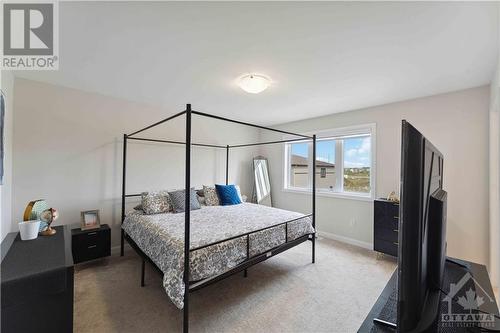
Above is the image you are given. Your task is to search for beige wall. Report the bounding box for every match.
[490,6,500,290]
[264,86,490,265]
[12,79,259,247]
[0,71,15,242]
[7,78,494,266]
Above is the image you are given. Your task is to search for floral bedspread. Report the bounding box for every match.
[122,203,314,309]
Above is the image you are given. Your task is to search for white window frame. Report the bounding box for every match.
[283,123,376,201]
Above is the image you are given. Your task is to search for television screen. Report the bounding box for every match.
[397,120,445,332]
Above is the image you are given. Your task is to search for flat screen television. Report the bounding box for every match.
[375,120,447,332]
[398,120,448,332]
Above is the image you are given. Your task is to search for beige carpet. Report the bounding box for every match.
[74,237,396,333]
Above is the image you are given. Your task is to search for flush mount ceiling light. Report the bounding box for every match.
[238,74,271,94]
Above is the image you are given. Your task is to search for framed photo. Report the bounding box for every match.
[81,210,100,230]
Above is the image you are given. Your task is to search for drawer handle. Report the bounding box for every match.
[393,229,399,232]
[393,242,399,245]
[393,216,399,219]
[87,232,97,236]
[88,245,97,249]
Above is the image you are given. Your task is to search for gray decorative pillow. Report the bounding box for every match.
[168,188,201,213]
[203,185,220,206]
[141,191,172,215]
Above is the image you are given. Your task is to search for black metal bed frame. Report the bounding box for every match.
[120,104,317,332]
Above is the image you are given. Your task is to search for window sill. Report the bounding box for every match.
[282,188,374,202]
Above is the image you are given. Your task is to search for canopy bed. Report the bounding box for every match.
[121,104,317,332]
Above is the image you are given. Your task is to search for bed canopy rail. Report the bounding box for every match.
[128,136,227,149]
[121,104,316,333]
[127,109,187,137]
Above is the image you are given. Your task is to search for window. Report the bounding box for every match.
[287,142,309,189]
[284,124,375,199]
[315,139,336,191]
[343,136,371,193]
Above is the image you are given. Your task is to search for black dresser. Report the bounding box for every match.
[1,225,74,333]
[374,199,399,257]
[72,224,111,264]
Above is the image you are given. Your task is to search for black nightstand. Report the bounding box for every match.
[374,199,399,257]
[71,224,111,264]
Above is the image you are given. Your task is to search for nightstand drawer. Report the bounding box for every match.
[72,225,110,264]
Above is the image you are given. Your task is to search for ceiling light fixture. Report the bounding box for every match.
[238,74,271,94]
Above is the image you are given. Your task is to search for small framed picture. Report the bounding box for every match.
[81,210,100,230]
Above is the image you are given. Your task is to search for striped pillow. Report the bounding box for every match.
[168,188,201,213]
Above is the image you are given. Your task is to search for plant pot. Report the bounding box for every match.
[19,220,41,241]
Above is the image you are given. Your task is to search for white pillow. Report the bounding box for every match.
[235,185,244,202]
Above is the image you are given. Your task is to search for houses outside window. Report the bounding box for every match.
[320,168,326,178]
[288,142,309,188]
[284,124,375,199]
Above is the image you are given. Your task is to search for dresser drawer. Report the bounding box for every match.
[374,199,399,257]
[374,226,399,243]
[374,219,398,232]
[72,226,110,264]
[374,201,399,231]
[374,238,398,257]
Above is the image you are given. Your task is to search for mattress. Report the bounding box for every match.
[122,203,314,309]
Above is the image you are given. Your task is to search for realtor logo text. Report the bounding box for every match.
[1,1,58,70]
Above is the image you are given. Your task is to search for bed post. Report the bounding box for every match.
[121,134,127,257]
[225,145,229,185]
[183,104,192,333]
[312,134,316,264]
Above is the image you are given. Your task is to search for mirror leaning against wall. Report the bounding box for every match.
[252,156,272,206]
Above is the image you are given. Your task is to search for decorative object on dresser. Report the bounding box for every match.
[71,224,110,264]
[374,198,399,257]
[80,209,100,230]
[18,220,41,241]
[1,225,74,333]
[386,190,399,203]
[40,207,59,236]
[23,199,50,232]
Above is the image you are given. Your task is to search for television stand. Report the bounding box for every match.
[373,318,397,329]
[360,257,499,332]
[446,257,470,270]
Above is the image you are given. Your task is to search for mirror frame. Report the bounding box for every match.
[252,155,272,206]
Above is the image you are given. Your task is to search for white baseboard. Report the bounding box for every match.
[317,230,373,250]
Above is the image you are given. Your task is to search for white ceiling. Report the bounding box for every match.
[15,1,499,125]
